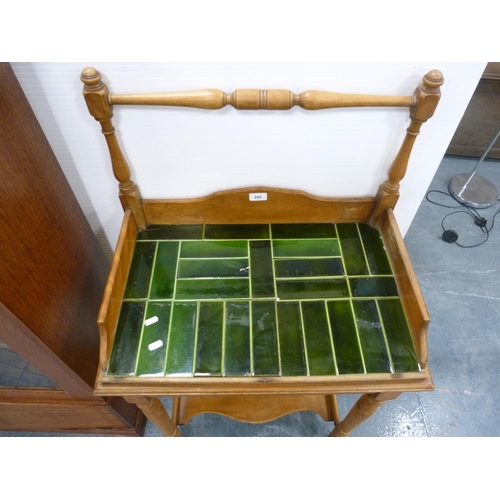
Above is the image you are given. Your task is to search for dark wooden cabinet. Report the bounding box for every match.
[0,63,144,434]
[446,63,500,159]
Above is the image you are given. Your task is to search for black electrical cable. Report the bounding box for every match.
[425,189,500,248]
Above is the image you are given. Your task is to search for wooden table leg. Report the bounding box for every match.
[125,396,182,437]
[329,392,402,437]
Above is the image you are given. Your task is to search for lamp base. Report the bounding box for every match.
[449,173,499,208]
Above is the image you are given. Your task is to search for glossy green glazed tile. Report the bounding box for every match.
[277,302,306,376]
[205,224,270,240]
[377,299,419,373]
[194,302,224,376]
[273,239,340,258]
[175,278,250,300]
[327,300,364,374]
[178,258,249,279]
[252,301,280,376]
[149,242,179,300]
[274,258,344,278]
[249,241,275,298]
[349,277,398,297]
[108,301,145,376]
[135,302,171,376]
[358,223,392,275]
[224,302,251,376]
[352,300,391,373]
[276,279,349,300]
[180,240,248,259]
[124,241,157,299]
[271,223,337,239]
[136,224,203,241]
[164,302,197,376]
[301,301,336,376]
[337,224,369,275]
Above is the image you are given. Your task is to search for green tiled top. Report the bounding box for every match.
[108,223,420,377]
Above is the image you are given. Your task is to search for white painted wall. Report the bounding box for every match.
[11,63,486,261]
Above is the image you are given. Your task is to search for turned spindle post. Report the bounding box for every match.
[81,67,147,229]
[329,392,402,437]
[370,70,444,225]
[124,396,182,437]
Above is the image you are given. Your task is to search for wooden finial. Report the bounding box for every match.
[80,67,103,89]
[422,69,444,92]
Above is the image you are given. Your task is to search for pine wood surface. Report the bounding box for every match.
[82,68,442,436]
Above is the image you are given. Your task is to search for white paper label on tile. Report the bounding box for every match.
[144,316,159,326]
[249,192,267,201]
[148,340,163,351]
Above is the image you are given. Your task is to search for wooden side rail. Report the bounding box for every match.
[109,89,415,110]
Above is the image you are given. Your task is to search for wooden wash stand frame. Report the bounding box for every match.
[81,67,443,437]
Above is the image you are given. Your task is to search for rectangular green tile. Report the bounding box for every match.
[135,302,171,376]
[252,301,280,376]
[337,223,369,276]
[276,279,349,300]
[178,258,249,279]
[327,300,364,374]
[180,240,248,258]
[377,299,420,373]
[277,302,306,376]
[301,301,336,376]
[124,241,156,299]
[358,223,393,275]
[149,241,179,300]
[108,301,145,376]
[205,224,270,240]
[274,258,344,278]
[137,224,203,240]
[194,302,224,376]
[271,223,337,239]
[224,302,251,376]
[352,300,391,373]
[249,241,275,298]
[349,277,398,297]
[175,278,250,300]
[273,239,341,258]
[164,302,197,376]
